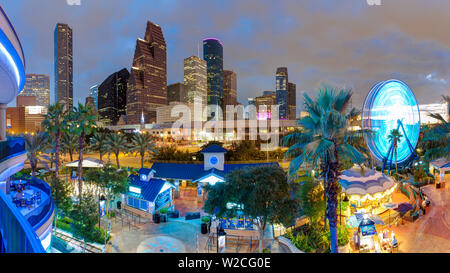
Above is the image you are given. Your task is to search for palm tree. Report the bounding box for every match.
[90,130,109,161]
[42,103,67,178]
[282,88,366,253]
[421,95,450,161]
[130,133,157,168]
[106,133,129,169]
[23,131,48,177]
[62,131,78,162]
[387,129,403,174]
[68,103,97,200]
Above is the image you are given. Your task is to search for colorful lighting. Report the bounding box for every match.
[362,80,420,164]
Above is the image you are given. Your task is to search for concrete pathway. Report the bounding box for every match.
[388,183,450,253]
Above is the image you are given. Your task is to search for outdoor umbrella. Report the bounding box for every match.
[394,202,413,213]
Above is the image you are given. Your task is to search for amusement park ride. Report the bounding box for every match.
[362,79,421,174]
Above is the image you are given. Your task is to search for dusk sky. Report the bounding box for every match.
[3,0,449,112]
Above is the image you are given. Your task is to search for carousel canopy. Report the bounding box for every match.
[339,167,395,196]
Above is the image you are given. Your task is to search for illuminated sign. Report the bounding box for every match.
[26,106,44,115]
[129,186,141,194]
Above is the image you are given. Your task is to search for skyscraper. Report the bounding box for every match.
[223,70,237,107]
[89,84,99,110]
[54,23,73,110]
[18,74,50,107]
[98,68,129,125]
[203,38,223,118]
[275,67,288,120]
[287,82,297,120]
[127,21,167,124]
[184,55,207,106]
[167,82,187,103]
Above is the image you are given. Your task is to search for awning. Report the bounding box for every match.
[66,157,104,168]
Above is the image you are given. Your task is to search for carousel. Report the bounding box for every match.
[339,167,397,215]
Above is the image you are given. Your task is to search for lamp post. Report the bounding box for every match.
[340,194,349,226]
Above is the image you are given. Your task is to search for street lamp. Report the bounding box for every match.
[340,194,349,225]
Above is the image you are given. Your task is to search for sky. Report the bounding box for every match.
[2,0,449,113]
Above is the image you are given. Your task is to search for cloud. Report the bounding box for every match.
[3,0,449,113]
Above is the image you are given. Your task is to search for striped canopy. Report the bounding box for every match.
[339,167,395,196]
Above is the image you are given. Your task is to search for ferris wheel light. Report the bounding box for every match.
[362,79,420,165]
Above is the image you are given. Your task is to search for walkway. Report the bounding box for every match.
[388,183,450,252]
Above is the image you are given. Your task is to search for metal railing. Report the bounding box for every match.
[0,137,25,164]
[0,189,44,253]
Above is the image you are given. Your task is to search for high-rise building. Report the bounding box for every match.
[287,82,297,120]
[167,82,187,104]
[203,38,223,118]
[18,74,50,107]
[16,95,37,107]
[263,90,275,97]
[127,21,167,124]
[223,70,237,107]
[255,92,276,120]
[184,55,207,106]
[6,105,47,134]
[276,67,288,120]
[98,68,129,125]
[89,84,99,110]
[54,23,73,110]
[85,95,95,110]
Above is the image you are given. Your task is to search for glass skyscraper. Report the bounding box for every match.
[54,23,73,110]
[89,84,99,109]
[19,74,50,107]
[203,38,223,118]
[276,67,288,120]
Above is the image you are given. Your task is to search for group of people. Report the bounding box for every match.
[378,229,397,250]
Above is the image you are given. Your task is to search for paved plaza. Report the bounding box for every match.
[389,182,450,253]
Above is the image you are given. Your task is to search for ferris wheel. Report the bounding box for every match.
[362,79,421,172]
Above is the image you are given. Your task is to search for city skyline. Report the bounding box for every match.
[2,0,449,114]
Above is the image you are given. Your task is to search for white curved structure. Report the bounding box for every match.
[0,6,25,140]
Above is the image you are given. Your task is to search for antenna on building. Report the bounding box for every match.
[197,41,200,57]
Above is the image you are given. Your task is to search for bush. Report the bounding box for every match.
[263,248,270,253]
[56,219,71,232]
[88,227,109,244]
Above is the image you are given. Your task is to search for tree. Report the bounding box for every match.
[47,176,73,214]
[61,131,78,162]
[23,131,48,177]
[68,103,97,200]
[42,103,68,178]
[90,130,109,162]
[282,88,366,253]
[387,129,403,174]
[420,95,450,162]
[130,133,157,168]
[71,193,100,249]
[203,165,299,253]
[85,165,129,215]
[106,133,129,169]
[299,177,326,224]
